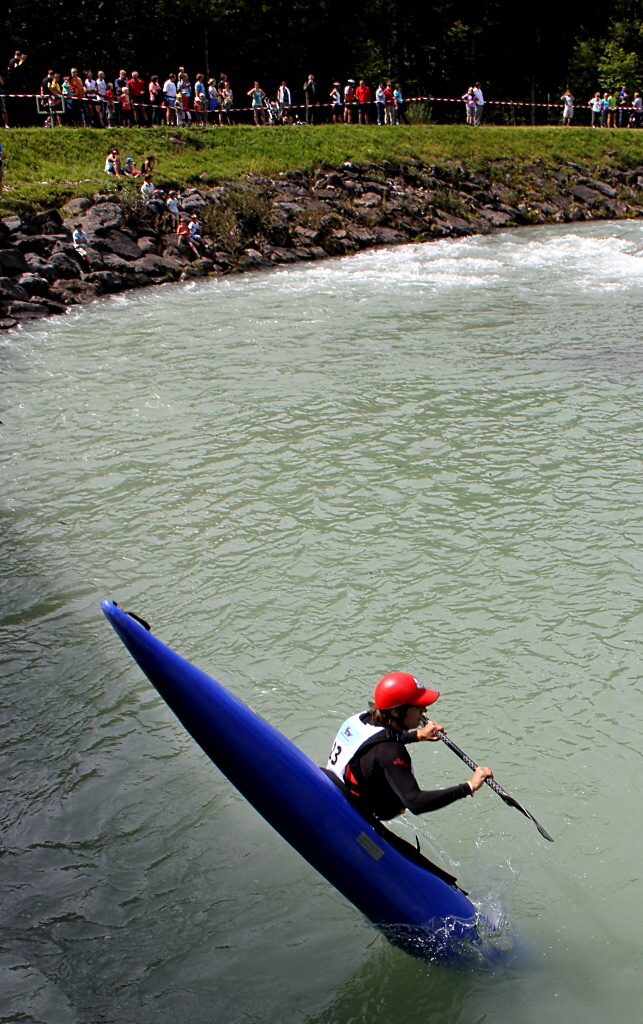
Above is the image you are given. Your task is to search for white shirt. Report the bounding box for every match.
[96,78,107,98]
[473,87,484,106]
[163,79,177,99]
[277,85,291,106]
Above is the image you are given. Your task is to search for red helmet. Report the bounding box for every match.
[373,671,439,710]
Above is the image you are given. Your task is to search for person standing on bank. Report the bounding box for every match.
[303,74,316,123]
[473,81,484,125]
[326,672,492,824]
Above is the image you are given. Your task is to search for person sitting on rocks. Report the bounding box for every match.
[140,174,155,201]
[147,189,166,232]
[141,155,155,177]
[72,223,88,257]
[188,212,202,246]
[177,216,200,257]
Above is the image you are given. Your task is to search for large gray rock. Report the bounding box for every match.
[132,254,182,276]
[84,202,126,232]
[62,197,94,217]
[25,209,64,236]
[50,252,82,279]
[102,230,144,260]
[14,234,61,256]
[16,273,52,298]
[83,270,128,293]
[137,236,163,255]
[24,253,60,283]
[0,277,30,301]
[7,300,50,319]
[0,249,29,277]
[50,280,101,305]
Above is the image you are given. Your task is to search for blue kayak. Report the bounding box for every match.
[102,600,482,955]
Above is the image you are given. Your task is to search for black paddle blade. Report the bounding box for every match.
[436,731,554,842]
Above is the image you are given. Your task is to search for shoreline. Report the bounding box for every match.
[3,155,643,330]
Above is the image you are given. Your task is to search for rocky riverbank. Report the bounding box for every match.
[3,156,643,330]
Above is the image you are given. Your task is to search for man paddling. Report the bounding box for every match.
[326,672,492,822]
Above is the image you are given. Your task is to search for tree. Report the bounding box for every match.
[598,40,640,93]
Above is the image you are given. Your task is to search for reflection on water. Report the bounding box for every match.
[2,221,643,1023]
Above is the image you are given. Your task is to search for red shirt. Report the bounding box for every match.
[355,85,371,103]
[128,77,145,98]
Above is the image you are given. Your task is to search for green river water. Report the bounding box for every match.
[2,221,643,1024]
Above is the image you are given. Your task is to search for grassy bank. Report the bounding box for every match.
[3,125,643,214]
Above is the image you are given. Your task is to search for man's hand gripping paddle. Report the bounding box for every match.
[428,723,554,842]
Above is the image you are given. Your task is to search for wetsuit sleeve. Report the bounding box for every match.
[399,730,420,745]
[378,743,471,814]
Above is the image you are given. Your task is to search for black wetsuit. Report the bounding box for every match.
[345,713,472,822]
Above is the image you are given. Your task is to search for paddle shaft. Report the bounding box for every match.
[430,727,554,843]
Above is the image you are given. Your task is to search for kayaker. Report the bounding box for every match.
[326,671,492,822]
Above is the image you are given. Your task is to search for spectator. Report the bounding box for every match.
[618,91,629,128]
[462,87,476,125]
[104,146,122,175]
[128,71,147,123]
[189,212,202,245]
[163,73,177,125]
[607,90,617,128]
[344,79,355,123]
[355,79,370,123]
[561,88,574,126]
[178,70,192,123]
[384,81,395,124]
[8,51,27,73]
[96,71,108,125]
[123,156,142,176]
[49,72,63,125]
[220,80,234,124]
[141,175,155,201]
[72,222,88,256]
[84,70,98,126]
[375,82,386,125]
[394,82,406,124]
[177,216,200,256]
[69,68,87,126]
[0,75,10,129]
[247,81,267,125]
[166,190,180,228]
[0,142,4,196]
[473,81,484,125]
[633,92,642,127]
[61,75,73,124]
[40,69,54,99]
[330,82,342,123]
[114,69,128,125]
[601,91,609,127]
[208,78,220,124]
[277,80,291,114]
[120,87,132,127]
[588,91,603,127]
[194,73,207,125]
[149,75,163,125]
[141,155,155,177]
[147,189,166,231]
[105,82,116,126]
[303,74,316,123]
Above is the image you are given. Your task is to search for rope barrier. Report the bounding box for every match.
[2,91,640,118]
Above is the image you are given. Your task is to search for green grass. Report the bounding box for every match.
[3,125,643,214]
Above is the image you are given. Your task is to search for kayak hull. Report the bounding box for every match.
[102,601,480,954]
